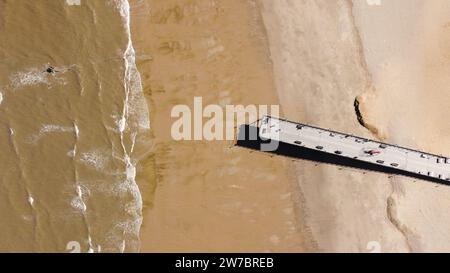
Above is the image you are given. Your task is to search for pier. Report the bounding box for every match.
[237,116,450,185]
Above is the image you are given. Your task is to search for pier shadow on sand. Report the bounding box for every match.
[236,124,450,186]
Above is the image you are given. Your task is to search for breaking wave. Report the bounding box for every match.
[110,0,151,252]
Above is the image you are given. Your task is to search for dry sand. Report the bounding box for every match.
[260,0,450,252]
[259,0,408,252]
[353,0,450,252]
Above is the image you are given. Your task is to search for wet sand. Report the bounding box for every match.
[130,0,306,252]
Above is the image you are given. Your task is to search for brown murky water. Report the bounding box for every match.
[0,0,150,252]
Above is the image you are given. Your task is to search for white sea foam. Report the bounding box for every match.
[0,92,3,106]
[76,185,83,197]
[10,65,74,90]
[118,117,126,133]
[27,124,75,143]
[80,151,108,170]
[71,185,89,213]
[107,0,151,252]
[77,184,91,197]
[41,124,75,134]
[87,236,96,253]
[10,68,48,89]
[28,195,34,206]
[130,132,137,154]
[74,122,79,138]
[71,196,86,212]
[67,149,76,157]
[115,0,151,131]
[71,122,79,158]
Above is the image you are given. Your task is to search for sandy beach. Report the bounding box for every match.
[259,0,407,252]
[129,0,450,253]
